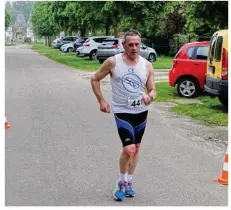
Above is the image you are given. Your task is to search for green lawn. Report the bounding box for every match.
[155,82,228,126]
[153,56,173,70]
[32,44,99,71]
[32,43,173,71]
[155,82,180,102]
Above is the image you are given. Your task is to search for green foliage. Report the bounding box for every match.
[157,1,188,37]
[29,1,228,53]
[169,33,198,56]
[186,1,228,35]
[5,9,11,30]
[30,2,58,38]
[49,1,71,36]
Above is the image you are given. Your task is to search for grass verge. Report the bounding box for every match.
[153,56,172,70]
[32,43,173,71]
[32,44,99,71]
[155,82,228,126]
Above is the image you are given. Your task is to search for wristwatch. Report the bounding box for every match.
[149,94,154,101]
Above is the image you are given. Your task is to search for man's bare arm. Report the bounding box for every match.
[146,61,156,101]
[91,57,114,103]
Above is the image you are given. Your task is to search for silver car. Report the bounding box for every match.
[96,38,157,64]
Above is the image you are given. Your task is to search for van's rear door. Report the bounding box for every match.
[206,34,223,89]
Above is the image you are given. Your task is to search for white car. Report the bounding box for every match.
[76,46,83,56]
[61,42,74,53]
[79,36,114,59]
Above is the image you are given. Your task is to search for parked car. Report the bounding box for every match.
[73,37,88,51]
[204,29,228,106]
[78,36,114,60]
[96,38,124,63]
[96,38,158,64]
[60,42,74,53]
[52,36,78,48]
[76,46,83,56]
[169,41,210,97]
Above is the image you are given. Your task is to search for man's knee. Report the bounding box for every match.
[134,144,141,155]
[123,144,136,158]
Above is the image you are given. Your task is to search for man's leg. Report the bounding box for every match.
[127,121,146,179]
[119,144,136,176]
[125,111,148,197]
[113,113,136,201]
[113,145,136,201]
[128,143,140,176]
[125,144,141,197]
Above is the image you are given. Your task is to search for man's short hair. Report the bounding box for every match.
[123,29,141,43]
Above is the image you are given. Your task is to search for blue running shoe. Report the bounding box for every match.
[125,182,136,197]
[113,181,126,201]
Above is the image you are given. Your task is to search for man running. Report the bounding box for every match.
[91,29,156,201]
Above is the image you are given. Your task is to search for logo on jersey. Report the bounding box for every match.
[122,68,143,93]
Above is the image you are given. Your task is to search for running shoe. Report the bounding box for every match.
[113,181,127,201]
[125,181,136,197]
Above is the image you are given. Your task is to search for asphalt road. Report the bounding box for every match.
[5,45,228,206]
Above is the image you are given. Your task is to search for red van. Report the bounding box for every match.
[169,41,210,97]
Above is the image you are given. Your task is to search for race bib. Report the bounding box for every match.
[128,95,144,108]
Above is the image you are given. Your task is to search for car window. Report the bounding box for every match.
[187,47,196,59]
[140,43,147,48]
[209,35,217,61]
[101,40,118,45]
[79,38,87,43]
[174,46,183,58]
[64,37,73,41]
[196,46,209,60]
[72,37,77,41]
[93,38,103,43]
[85,39,90,43]
[214,36,223,61]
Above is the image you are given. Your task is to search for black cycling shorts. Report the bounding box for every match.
[114,111,148,147]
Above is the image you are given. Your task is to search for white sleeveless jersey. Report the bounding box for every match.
[110,54,149,114]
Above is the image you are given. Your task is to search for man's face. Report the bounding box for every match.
[123,35,141,60]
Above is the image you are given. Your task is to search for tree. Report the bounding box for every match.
[5,9,11,30]
[30,2,58,46]
[49,1,71,36]
[186,1,228,36]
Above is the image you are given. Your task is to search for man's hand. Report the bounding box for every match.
[99,100,111,113]
[142,94,153,105]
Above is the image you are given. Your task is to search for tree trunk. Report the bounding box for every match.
[112,11,119,37]
[64,29,68,36]
[48,36,52,47]
[105,24,110,36]
[45,36,48,46]
[68,29,72,36]
[82,27,89,37]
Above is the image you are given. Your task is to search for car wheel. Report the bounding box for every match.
[89,50,97,60]
[99,59,105,64]
[148,53,156,62]
[218,95,228,106]
[177,77,200,98]
[67,47,73,52]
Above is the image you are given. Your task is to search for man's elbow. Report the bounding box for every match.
[91,75,99,85]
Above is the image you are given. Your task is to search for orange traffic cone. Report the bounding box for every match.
[215,146,228,185]
[5,115,11,129]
